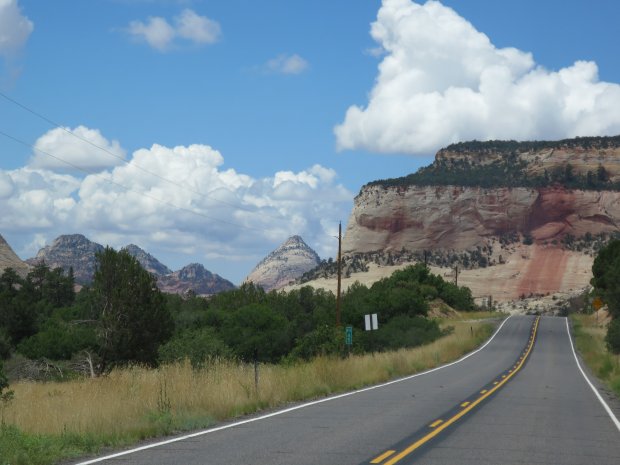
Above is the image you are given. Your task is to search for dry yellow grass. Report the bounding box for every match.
[3,320,493,441]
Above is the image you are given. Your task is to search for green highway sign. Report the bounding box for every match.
[345,325,353,345]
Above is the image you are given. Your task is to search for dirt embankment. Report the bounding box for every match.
[284,244,593,303]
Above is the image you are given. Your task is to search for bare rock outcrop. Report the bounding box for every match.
[26,234,104,284]
[123,244,172,277]
[0,233,29,277]
[344,185,620,254]
[27,235,235,295]
[158,263,235,296]
[245,235,321,291]
[342,136,620,299]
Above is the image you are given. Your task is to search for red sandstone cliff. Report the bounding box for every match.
[342,137,620,300]
[343,185,620,254]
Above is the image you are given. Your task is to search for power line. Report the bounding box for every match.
[0,90,286,222]
[0,129,273,233]
[0,91,345,247]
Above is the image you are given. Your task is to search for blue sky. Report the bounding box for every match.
[1,0,620,284]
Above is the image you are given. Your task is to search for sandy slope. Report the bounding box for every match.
[283,244,593,303]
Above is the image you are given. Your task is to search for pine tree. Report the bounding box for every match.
[93,247,173,372]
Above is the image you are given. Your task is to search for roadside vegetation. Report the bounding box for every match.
[1,319,492,465]
[570,314,620,398]
[0,249,495,465]
[571,238,620,399]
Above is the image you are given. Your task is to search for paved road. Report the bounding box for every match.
[76,316,620,465]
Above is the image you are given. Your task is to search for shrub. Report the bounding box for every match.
[159,328,232,367]
[606,319,620,354]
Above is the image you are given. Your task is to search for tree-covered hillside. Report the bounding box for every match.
[1,258,477,380]
[368,136,620,191]
[591,239,620,353]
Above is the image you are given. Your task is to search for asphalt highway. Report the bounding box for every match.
[75,316,620,465]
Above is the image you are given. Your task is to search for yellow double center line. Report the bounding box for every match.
[371,316,540,465]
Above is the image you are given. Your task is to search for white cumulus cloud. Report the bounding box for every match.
[1,137,352,281]
[29,126,126,172]
[126,9,221,51]
[265,53,309,75]
[335,0,620,155]
[0,0,33,58]
[127,16,175,52]
[175,9,220,44]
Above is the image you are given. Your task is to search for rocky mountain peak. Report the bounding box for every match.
[245,235,321,291]
[123,244,172,277]
[158,263,235,296]
[177,263,209,280]
[27,234,104,284]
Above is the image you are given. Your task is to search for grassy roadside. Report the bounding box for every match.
[570,313,620,397]
[0,317,496,465]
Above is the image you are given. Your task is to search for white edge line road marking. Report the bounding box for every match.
[75,316,513,464]
[565,317,620,432]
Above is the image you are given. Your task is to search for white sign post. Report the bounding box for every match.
[364,313,378,331]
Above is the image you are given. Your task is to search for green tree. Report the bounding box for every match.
[288,324,341,360]
[591,239,620,319]
[158,327,232,367]
[605,319,620,354]
[93,247,173,371]
[221,303,289,363]
[0,359,13,414]
[17,316,96,361]
[0,268,37,345]
[591,239,620,353]
[373,315,441,351]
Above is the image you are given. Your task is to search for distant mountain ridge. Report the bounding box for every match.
[123,244,172,276]
[245,235,321,291]
[26,234,234,295]
[158,263,235,296]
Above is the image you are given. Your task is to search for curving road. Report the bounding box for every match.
[75,316,620,465]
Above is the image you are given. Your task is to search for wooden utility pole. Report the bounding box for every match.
[336,221,342,327]
[454,265,459,287]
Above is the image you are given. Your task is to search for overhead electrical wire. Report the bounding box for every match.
[0,128,272,233]
[0,91,343,242]
[0,90,287,223]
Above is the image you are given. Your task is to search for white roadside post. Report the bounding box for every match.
[364,313,379,352]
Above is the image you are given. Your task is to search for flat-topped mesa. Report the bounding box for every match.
[436,137,620,182]
[370,136,620,192]
[343,184,620,255]
[342,136,620,301]
[346,136,620,256]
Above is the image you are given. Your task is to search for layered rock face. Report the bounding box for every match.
[342,137,620,300]
[245,235,321,291]
[27,234,104,284]
[0,234,30,277]
[343,185,620,254]
[158,263,235,296]
[123,244,172,277]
